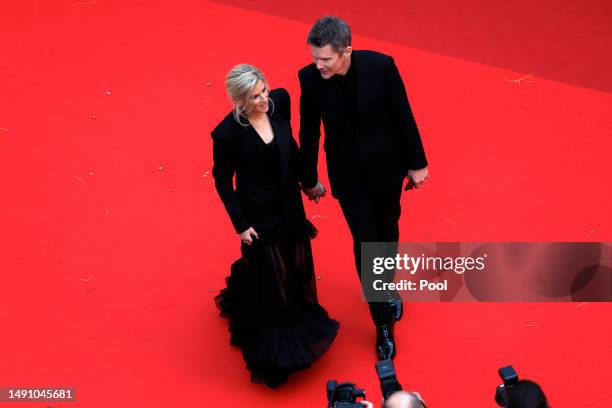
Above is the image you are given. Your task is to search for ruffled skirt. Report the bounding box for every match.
[215,224,339,387]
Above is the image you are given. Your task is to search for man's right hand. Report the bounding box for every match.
[302,180,327,203]
[239,227,259,245]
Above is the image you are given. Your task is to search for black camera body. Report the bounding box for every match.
[326,380,366,408]
[326,359,403,407]
[375,359,403,399]
[495,365,520,407]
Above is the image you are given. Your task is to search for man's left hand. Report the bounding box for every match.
[406,167,429,189]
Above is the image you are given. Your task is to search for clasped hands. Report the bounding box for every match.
[302,180,327,203]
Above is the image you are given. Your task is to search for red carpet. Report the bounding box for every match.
[1,1,611,407]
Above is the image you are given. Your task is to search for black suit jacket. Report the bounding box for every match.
[211,88,306,234]
[298,50,428,199]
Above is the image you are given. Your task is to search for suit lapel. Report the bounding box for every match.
[322,76,355,136]
[353,52,369,119]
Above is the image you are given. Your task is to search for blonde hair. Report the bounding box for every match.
[225,64,272,125]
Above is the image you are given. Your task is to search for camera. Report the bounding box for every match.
[326,359,403,407]
[326,380,366,407]
[495,365,519,407]
[375,359,403,399]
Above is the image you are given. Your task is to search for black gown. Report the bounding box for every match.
[212,89,339,387]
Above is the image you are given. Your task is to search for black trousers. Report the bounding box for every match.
[338,188,402,326]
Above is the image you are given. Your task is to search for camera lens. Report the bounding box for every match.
[495,384,508,407]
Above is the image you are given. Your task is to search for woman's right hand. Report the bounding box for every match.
[239,227,259,245]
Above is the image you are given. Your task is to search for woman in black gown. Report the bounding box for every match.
[211,64,339,387]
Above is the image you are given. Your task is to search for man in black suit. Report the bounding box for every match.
[298,16,429,360]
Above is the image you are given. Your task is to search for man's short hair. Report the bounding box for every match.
[383,391,423,408]
[307,16,351,53]
[508,380,550,408]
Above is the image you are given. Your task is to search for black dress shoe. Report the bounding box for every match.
[389,298,403,321]
[375,322,396,360]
